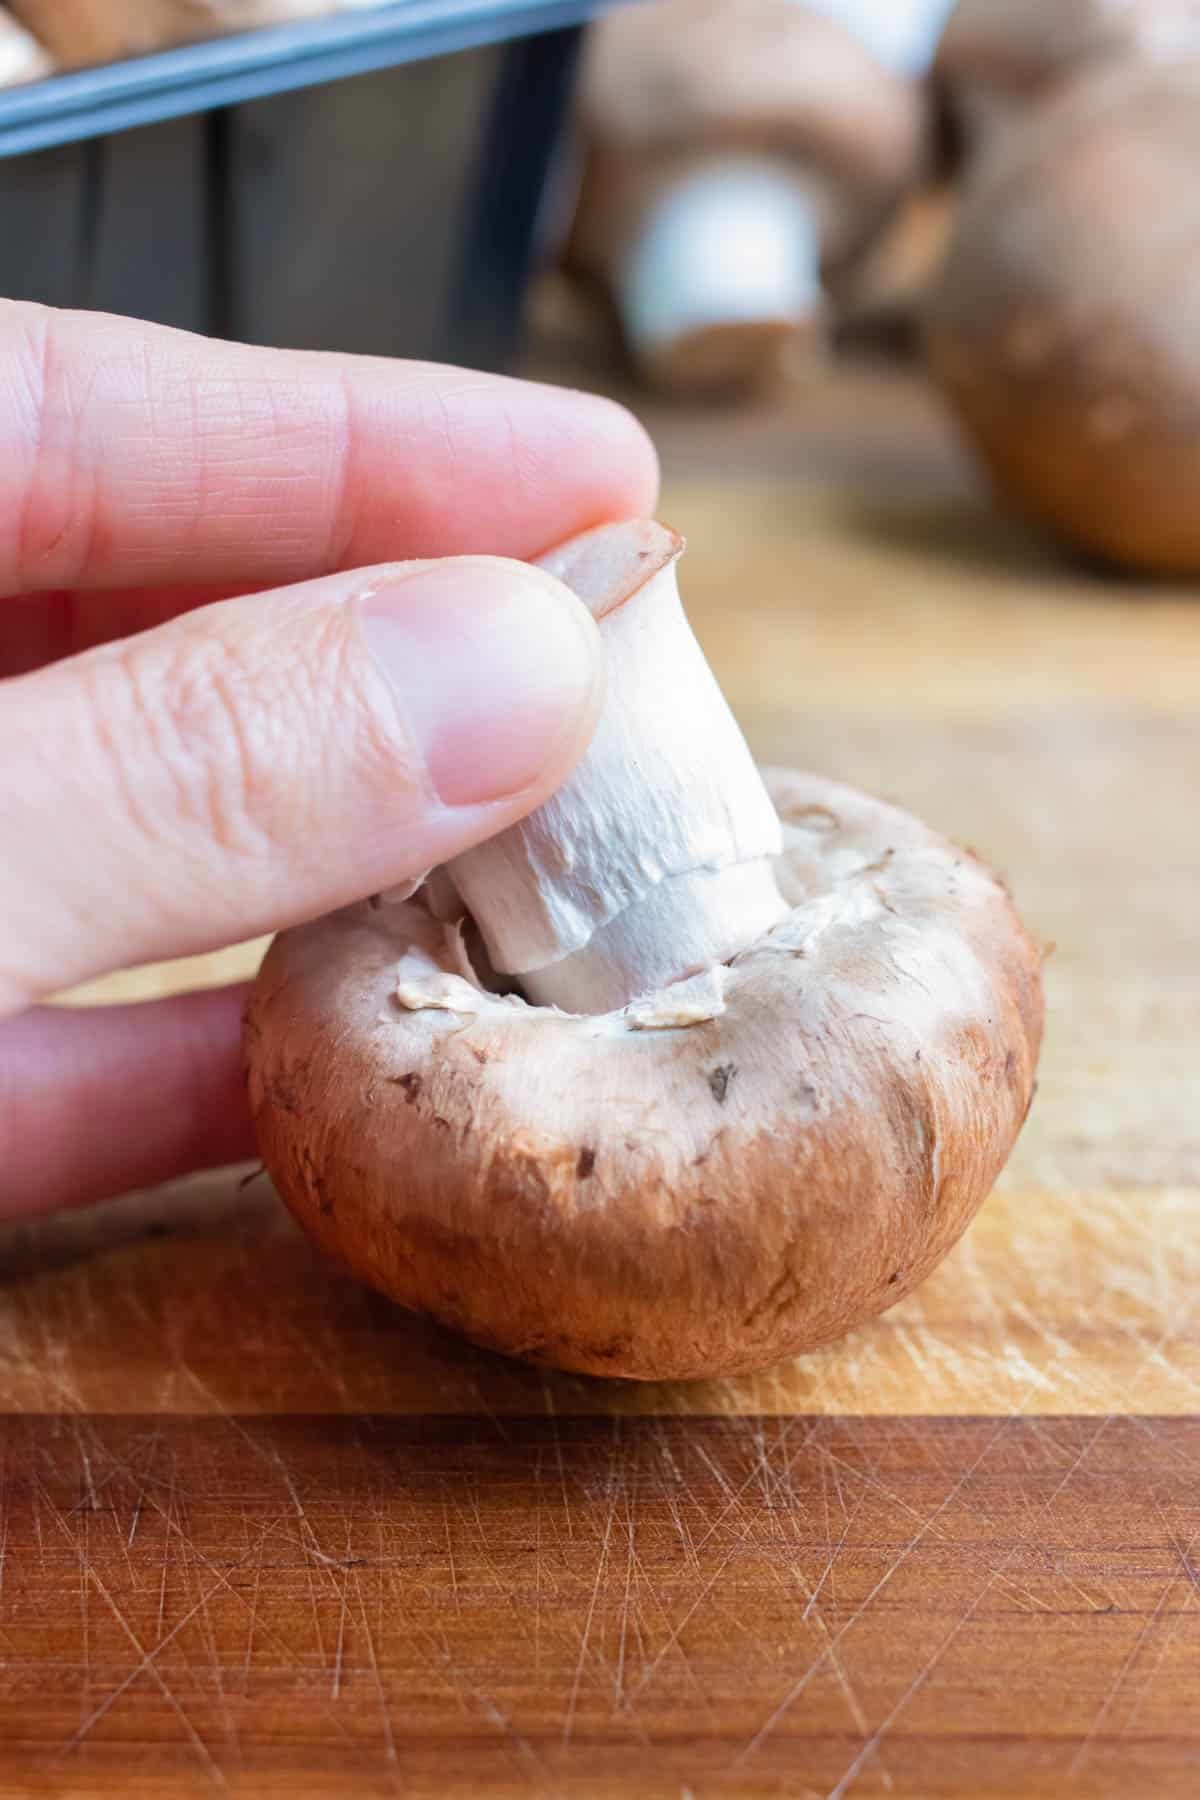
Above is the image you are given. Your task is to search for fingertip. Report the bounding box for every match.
[564,387,662,522]
[557,387,665,532]
[489,373,661,548]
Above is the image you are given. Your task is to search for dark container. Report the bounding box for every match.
[0,1,600,366]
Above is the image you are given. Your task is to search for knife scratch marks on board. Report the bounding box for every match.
[125,1485,145,1551]
[621,1421,805,1711]
[1068,1571,1180,1778]
[820,1413,1121,1796]
[0,1442,7,1610]
[473,1689,548,1783]
[665,1487,700,1572]
[242,1534,263,1697]
[798,1303,1200,1783]
[354,1566,399,1765]
[194,1522,238,1758]
[628,1535,743,1713]
[1122,1511,1200,1722]
[791,1519,888,1791]
[455,1471,509,1599]
[72,1420,100,1516]
[628,1477,667,1699]
[688,1426,797,1560]
[825,1587,989,1800]
[613,1489,635,1711]
[0,1410,1196,1788]
[543,1390,575,1543]
[127,1454,336,1727]
[803,1479,868,1626]
[81,1544,227,1788]
[275,1450,334,1671]
[731,1420,1008,1770]
[331,1520,353,1702]
[442,1488,462,1616]
[63,1572,234,1758]
[1172,1527,1200,1603]
[562,1425,622,1748]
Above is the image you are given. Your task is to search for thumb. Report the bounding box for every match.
[0,557,603,1009]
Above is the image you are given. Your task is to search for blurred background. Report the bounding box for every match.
[3,0,1198,1177]
[4,1,1200,575]
[2,14,1199,1788]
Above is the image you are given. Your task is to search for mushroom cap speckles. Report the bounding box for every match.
[245,770,1042,1381]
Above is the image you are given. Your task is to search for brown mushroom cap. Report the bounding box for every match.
[246,770,1042,1382]
[925,58,1200,575]
[568,0,929,291]
[581,0,927,197]
[935,0,1200,152]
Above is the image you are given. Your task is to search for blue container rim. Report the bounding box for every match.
[0,0,610,157]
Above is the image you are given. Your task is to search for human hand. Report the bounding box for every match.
[0,303,657,1217]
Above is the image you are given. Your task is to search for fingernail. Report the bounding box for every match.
[359,560,602,807]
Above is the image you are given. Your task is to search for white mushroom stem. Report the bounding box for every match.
[0,9,52,85]
[444,522,789,1014]
[616,155,825,379]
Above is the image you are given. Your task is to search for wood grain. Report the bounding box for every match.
[1,1413,1197,1797]
[8,363,1199,1795]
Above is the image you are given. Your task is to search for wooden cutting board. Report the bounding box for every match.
[2,366,1197,1797]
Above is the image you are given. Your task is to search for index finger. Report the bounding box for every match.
[0,302,659,597]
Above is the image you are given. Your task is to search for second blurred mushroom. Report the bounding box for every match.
[935,0,1200,158]
[563,0,932,396]
[925,56,1200,575]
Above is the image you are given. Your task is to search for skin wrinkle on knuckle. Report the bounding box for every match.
[85,628,292,887]
[0,307,47,585]
[197,371,350,574]
[485,392,569,526]
[86,604,417,910]
[412,378,574,536]
[412,385,526,544]
[409,382,465,514]
[322,368,362,573]
[8,308,97,592]
[0,678,116,1008]
[45,328,112,589]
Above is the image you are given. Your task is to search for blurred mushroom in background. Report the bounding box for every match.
[935,0,1200,159]
[560,0,942,397]
[0,4,53,84]
[925,57,1200,576]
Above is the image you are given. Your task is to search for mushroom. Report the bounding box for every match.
[934,0,1200,158]
[9,0,340,66]
[925,57,1200,575]
[564,0,929,395]
[245,520,1043,1381]
[0,5,52,84]
[802,0,956,76]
